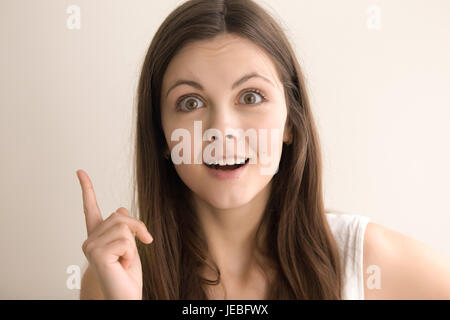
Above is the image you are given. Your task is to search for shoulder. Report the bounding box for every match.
[363,221,450,299]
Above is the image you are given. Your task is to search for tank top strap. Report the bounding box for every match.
[325,212,371,299]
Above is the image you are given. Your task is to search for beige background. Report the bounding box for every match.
[1,0,449,299]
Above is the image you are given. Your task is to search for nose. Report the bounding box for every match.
[208,133,234,141]
[205,105,240,141]
[203,107,244,157]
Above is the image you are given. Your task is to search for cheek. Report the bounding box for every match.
[173,163,202,188]
[250,110,287,171]
[164,121,198,163]
[252,104,287,138]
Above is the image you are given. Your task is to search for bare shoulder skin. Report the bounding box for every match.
[363,221,450,299]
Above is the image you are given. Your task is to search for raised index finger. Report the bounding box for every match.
[76,169,103,236]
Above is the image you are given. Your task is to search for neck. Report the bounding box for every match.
[193,182,272,282]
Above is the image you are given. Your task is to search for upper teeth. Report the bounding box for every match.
[206,157,247,166]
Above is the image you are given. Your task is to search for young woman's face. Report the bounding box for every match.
[160,33,290,209]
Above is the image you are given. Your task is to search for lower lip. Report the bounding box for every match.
[204,161,249,180]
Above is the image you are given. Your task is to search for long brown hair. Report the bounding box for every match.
[131,0,343,299]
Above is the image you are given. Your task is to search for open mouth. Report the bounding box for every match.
[204,158,250,170]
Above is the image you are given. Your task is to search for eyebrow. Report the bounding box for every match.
[165,72,275,98]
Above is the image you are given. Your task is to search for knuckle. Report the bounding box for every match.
[84,240,97,256]
[138,220,146,229]
[81,240,89,253]
[120,236,135,248]
[117,206,128,213]
[117,222,130,234]
[111,211,121,219]
[121,238,132,247]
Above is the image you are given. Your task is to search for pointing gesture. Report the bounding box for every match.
[77,170,103,236]
[76,169,153,300]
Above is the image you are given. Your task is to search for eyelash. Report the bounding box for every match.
[175,88,268,112]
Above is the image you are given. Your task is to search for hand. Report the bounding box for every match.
[76,169,153,300]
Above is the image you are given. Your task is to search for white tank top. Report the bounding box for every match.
[325,213,371,300]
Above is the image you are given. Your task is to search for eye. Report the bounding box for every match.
[175,88,268,112]
[176,95,204,112]
[239,89,267,105]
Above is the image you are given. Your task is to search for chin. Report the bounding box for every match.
[189,188,254,210]
[198,188,255,210]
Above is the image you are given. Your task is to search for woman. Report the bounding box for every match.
[76,0,450,299]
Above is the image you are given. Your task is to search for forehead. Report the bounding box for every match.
[162,34,281,90]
